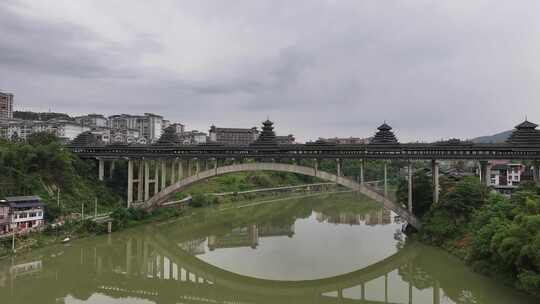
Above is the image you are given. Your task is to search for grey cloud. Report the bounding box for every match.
[1,0,540,142]
[0,4,161,79]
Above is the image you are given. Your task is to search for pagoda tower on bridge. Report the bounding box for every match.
[252,119,277,145]
[370,122,399,144]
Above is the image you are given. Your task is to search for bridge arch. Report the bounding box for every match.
[145,162,420,229]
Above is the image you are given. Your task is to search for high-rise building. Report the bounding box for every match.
[108,113,163,143]
[0,91,14,121]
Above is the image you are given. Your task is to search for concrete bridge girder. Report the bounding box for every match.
[143,162,421,229]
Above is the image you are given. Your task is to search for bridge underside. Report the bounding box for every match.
[143,162,421,229]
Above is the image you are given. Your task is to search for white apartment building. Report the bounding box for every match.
[489,163,527,186]
[0,119,89,142]
[74,114,108,128]
[0,91,14,121]
[108,113,163,143]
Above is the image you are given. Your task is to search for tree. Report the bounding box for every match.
[27,132,59,146]
[439,177,488,221]
[396,170,433,217]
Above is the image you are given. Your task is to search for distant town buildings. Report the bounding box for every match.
[108,113,164,143]
[0,196,45,234]
[209,125,259,145]
[0,119,90,142]
[317,137,371,144]
[0,91,297,146]
[488,161,535,187]
[276,134,296,144]
[0,91,14,121]
[74,114,108,128]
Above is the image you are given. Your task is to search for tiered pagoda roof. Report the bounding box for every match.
[252,119,277,145]
[155,125,182,145]
[370,123,399,144]
[506,120,540,145]
[70,131,102,146]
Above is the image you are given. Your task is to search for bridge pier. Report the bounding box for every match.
[137,160,144,202]
[336,158,342,177]
[178,160,184,181]
[154,160,159,196]
[144,160,150,201]
[408,162,413,214]
[360,159,365,187]
[98,158,105,181]
[433,280,440,304]
[479,161,491,186]
[127,159,134,207]
[385,273,388,303]
[109,160,115,178]
[170,160,176,184]
[432,160,439,204]
[161,160,166,190]
[532,161,540,183]
[384,160,388,196]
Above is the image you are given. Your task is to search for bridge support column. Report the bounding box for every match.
[127,159,134,207]
[360,159,365,187]
[196,159,200,176]
[408,162,413,214]
[144,160,150,201]
[433,280,440,304]
[187,160,192,177]
[336,159,342,177]
[170,160,176,184]
[137,160,144,202]
[385,273,389,303]
[161,160,166,190]
[384,160,388,196]
[533,161,540,184]
[109,160,115,178]
[479,161,491,186]
[432,160,439,204]
[314,158,319,177]
[153,160,159,195]
[178,160,184,181]
[98,158,105,181]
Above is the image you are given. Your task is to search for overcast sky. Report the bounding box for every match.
[1,0,540,142]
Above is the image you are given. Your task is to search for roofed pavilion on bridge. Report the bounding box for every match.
[507,120,540,145]
[251,119,277,145]
[370,122,399,144]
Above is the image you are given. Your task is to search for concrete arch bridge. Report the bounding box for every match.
[144,162,420,228]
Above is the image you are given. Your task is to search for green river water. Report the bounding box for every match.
[0,192,537,304]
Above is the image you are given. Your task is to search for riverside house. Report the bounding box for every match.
[0,204,9,235]
[0,196,45,233]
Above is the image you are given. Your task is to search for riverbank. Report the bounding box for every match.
[0,183,347,259]
[414,177,540,298]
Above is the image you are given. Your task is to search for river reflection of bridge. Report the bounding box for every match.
[0,201,537,304]
[1,234,448,304]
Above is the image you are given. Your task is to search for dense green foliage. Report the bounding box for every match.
[176,170,318,198]
[0,133,123,218]
[396,170,433,217]
[419,177,540,297]
[13,111,72,122]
